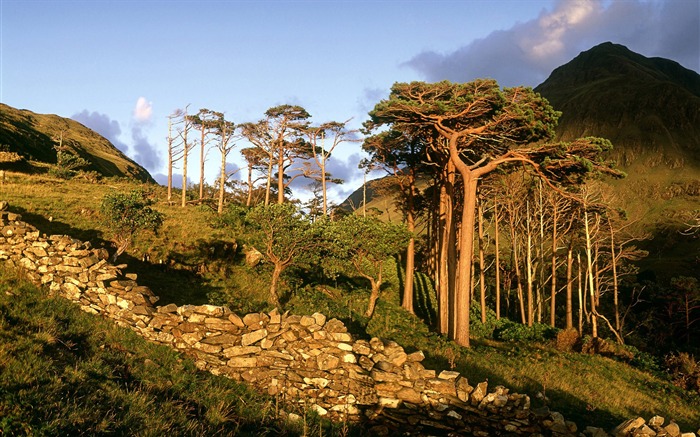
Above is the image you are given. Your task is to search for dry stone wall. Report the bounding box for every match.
[0,204,696,437]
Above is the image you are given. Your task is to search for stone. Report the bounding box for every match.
[317,353,341,371]
[649,416,665,428]
[406,350,425,362]
[227,357,258,368]
[470,381,488,405]
[241,329,267,346]
[222,346,261,358]
[613,418,646,437]
[312,312,326,326]
[663,423,681,437]
[396,387,422,404]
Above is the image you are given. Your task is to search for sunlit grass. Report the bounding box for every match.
[2,171,699,433]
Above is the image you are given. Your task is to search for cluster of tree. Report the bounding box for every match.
[361,80,632,347]
[135,79,696,350]
[165,105,357,215]
[215,203,411,318]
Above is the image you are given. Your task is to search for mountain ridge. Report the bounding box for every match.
[0,103,155,183]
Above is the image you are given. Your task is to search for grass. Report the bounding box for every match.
[1,170,700,433]
[0,267,361,436]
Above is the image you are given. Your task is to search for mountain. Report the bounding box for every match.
[0,103,154,182]
[534,42,700,169]
[534,42,700,278]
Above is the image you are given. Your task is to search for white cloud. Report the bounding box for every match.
[133,97,153,123]
[405,0,699,87]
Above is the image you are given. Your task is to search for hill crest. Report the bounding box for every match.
[0,103,154,182]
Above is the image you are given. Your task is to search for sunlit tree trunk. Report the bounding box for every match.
[494,202,502,320]
[584,208,598,338]
[478,199,487,323]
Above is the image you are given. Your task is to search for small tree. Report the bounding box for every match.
[323,215,411,319]
[100,190,164,262]
[245,203,320,307]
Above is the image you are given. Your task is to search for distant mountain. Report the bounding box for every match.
[534,42,700,168]
[533,42,700,278]
[0,103,154,182]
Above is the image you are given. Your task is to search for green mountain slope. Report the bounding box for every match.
[534,41,700,168]
[534,42,700,279]
[0,103,154,182]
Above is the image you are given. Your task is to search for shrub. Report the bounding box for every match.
[665,352,700,393]
[493,319,559,343]
[556,328,580,352]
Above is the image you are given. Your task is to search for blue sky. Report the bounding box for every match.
[2,0,698,203]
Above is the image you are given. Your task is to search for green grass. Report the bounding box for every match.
[1,171,700,433]
[0,267,364,436]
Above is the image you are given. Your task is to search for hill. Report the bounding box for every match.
[0,103,154,182]
[534,41,700,168]
[535,42,700,279]
[1,173,699,433]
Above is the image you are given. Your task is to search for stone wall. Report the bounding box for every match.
[0,205,696,437]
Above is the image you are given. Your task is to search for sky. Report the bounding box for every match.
[2,0,698,204]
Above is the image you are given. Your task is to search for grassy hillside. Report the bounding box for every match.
[1,171,699,433]
[0,267,357,436]
[0,103,154,182]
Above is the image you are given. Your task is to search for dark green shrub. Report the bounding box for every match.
[493,319,559,343]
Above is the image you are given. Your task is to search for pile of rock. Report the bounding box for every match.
[1,203,698,436]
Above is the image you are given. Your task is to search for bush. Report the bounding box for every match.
[665,352,700,393]
[493,319,559,343]
[556,328,580,352]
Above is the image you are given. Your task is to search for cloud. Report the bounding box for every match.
[405,0,699,87]
[131,126,161,171]
[133,97,153,123]
[71,110,129,153]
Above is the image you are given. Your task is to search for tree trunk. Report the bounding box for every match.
[402,204,416,314]
[526,201,534,327]
[453,167,477,347]
[550,204,559,327]
[566,242,574,330]
[577,252,583,334]
[494,202,501,320]
[269,262,284,308]
[478,200,487,324]
[265,159,273,206]
[321,159,328,217]
[246,163,254,207]
[277,140,285,204]
[609,221,620,333]
[584,209,598,338]
[218,146,227,214]
[199,126,206,203]
[365,275,382,319]
[437,163,455,335]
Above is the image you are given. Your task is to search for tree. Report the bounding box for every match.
[211,112,238,214]
[100,189,164,262]
[366,80,620,347]
[177,105,196,208]
[240,121,276,205]
[264,105,312,204]
[245,203,320,307]
[189,108,218,203]
[362,129,426,315]
[323,215,411,319]
[305,120,357,216]
[166,110,185,203]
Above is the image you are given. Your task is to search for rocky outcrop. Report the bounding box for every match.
[1,203,697,436]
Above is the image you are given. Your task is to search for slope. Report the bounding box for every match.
[0,103,154,182]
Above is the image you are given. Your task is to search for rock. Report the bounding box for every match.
[241,329,267,346]
[612,418,647,437]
